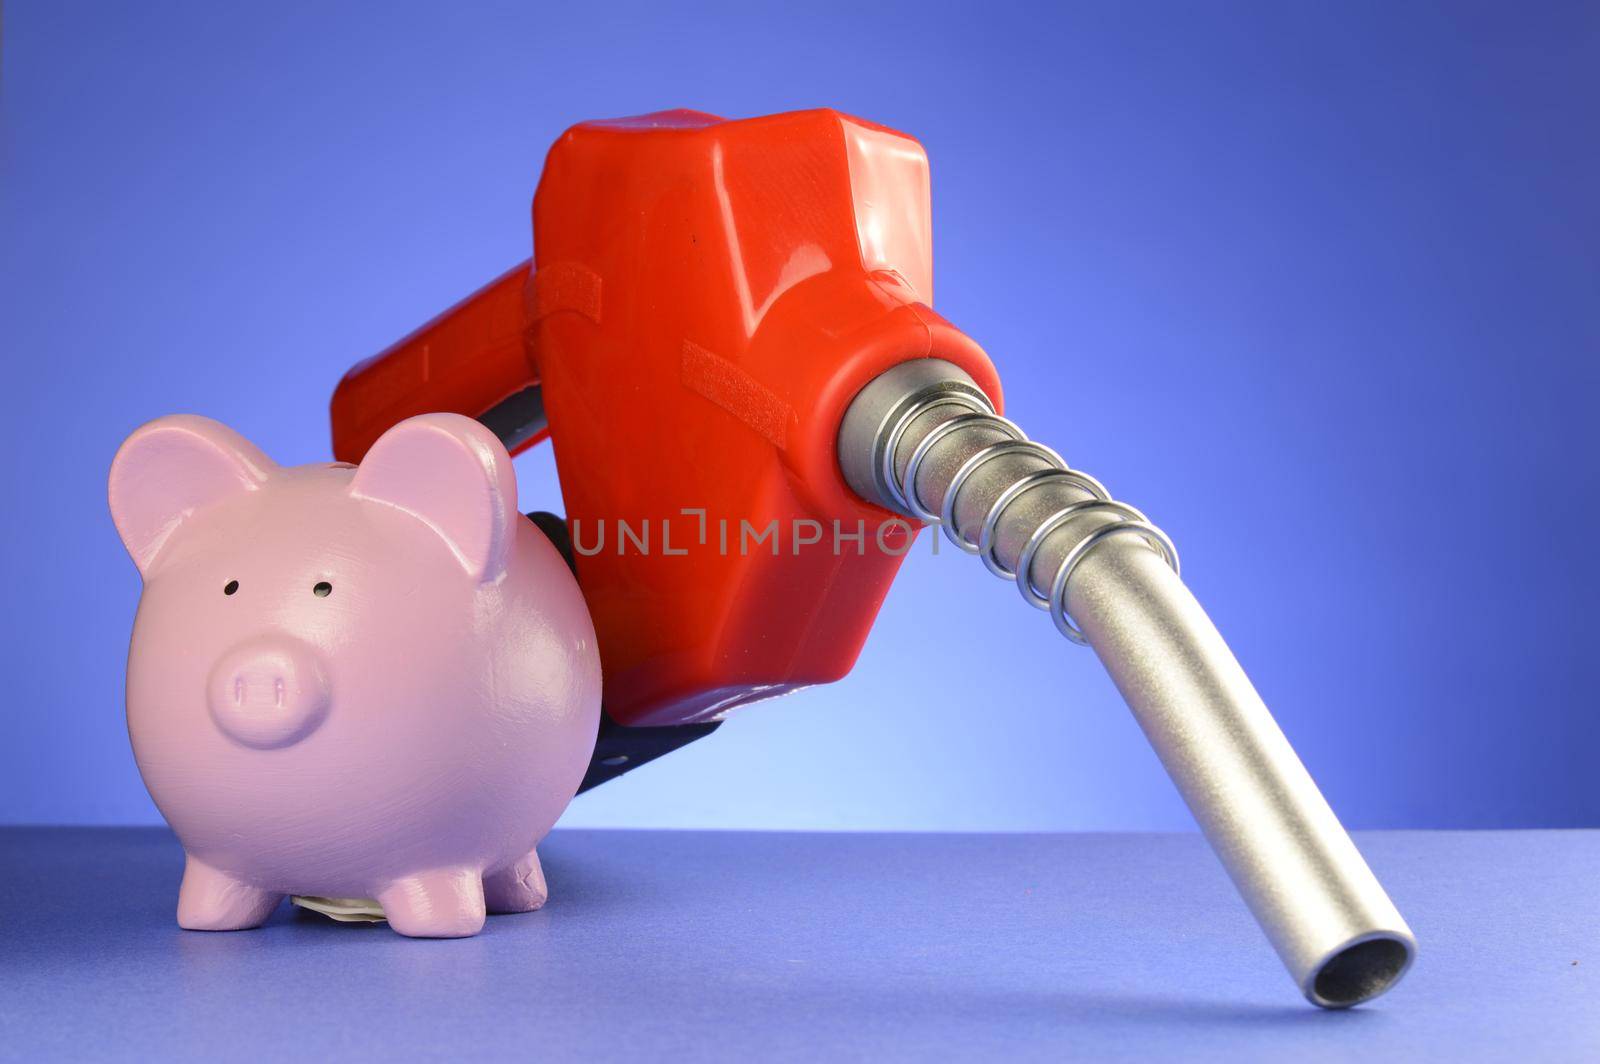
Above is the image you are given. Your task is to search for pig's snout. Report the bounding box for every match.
[206,637,330,749]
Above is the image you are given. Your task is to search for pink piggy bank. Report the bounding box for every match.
[108,412,602,937]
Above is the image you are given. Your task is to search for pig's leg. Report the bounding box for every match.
[483,848,548,914]
[376,868,486,938]
[176,855,282,931]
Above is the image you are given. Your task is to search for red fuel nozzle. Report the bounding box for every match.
[330,108,1414,1008]
[333,108,1000,728]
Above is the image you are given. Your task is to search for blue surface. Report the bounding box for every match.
[3,2,1598,831]
[0,828,1595,1060]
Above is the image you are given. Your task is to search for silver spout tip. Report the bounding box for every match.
[1304,933,1416,1008]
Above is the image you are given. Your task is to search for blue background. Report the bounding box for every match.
[3,1,1595,831]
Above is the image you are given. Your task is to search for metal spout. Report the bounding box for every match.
[839,358,1415,1007]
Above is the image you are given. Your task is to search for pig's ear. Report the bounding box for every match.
[109,415,276,576]
[349,413,518,582]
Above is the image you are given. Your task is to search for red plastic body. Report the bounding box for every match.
[331,109,1000,726]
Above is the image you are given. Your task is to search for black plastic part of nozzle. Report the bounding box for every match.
[578,713,722,793]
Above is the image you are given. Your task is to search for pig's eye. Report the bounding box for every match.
[313,581,333,598]
[223,580,239,596]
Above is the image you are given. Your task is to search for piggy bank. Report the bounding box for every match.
[108,412,602,937]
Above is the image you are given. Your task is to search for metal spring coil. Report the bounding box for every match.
[880,391,1181,645]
